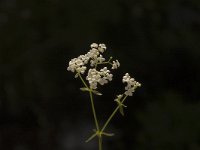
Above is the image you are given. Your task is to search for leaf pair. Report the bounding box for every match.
[80,87,102,96]
[86,129,114,143]
[114,95,127,116]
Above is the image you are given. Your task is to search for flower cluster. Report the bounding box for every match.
[88,43,106,67]
[67,43,120,73]
[86,67,113,89]
[67,55,89,74]
[67,43,121,89]
[122,73,141,96]
[67,43,108,73]
[112,60,120,69]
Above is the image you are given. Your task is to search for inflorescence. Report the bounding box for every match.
[67,43,141,94]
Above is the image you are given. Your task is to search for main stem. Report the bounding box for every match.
[98,136,102,150]
[78,73,102,150]
[89,88,102,150]
[89,91,100,131]
[78,73,129,150]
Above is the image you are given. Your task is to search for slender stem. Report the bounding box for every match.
[95,58,113,69]
[101,95,128,133]
[89,91,100,131]
[78,73,99,130]
[89,91,102,150]
[78,73,89,89]
[98,136,102,150]
[78,73,102,149]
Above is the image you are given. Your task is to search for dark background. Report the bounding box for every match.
[0,0,200,150]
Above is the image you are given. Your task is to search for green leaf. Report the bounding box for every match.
[75,73,79,78]
[119,106,124,116]
[80,87,90,92]
[101,132,114,137]
[92,90,102,96]
[115,99,127,116]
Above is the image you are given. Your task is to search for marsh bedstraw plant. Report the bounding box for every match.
[67,43,141,150]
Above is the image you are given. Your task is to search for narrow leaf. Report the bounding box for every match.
[92,90,102,96]
[75,73,79,78]
[102,132,114,137]
[115,99,127,116]
[119,106,124,116]
[80,87,90,92]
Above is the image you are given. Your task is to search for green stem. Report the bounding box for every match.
[101,95,128,133]
[98,136,102,150]
[95,57,113,69]
[78,73,99,130]
[89,91,100,131]
[78,73,102,149]
[78,73,89,89]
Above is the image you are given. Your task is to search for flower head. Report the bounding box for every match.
[67,43,124,90]
[85,43,107,67]
[86,67,113,89]
[67,54,89,74]
[98,43,106,53]
[90,43,98,49]
[115,94,123,101]
[122,73,141,96]
[112,60,120,69]
[67,43,108,74]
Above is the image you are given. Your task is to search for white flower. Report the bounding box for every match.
[99,43,106,49]
[90,43,98,48]
[87,48,100,67]
[67,53,90,74]
[86,67,113,89]
[90,59,96,67]
[76,66,87,74]
[97,55,106,63]
[122,73,141,96]
[67,43,112,76]
[87,44,106,67]
[87,48,99,59]
[99,67,113,83]
[86,69,101,89]
[115,94,123,101]
[112,60,120,69]
[79,54,90,64]
[98,43,106,53]
[89,54,106,67]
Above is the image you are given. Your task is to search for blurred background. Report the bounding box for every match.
[0,0,200,150]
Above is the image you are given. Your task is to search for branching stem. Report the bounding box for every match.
[78,72,129,150]
[101,95,128,133]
